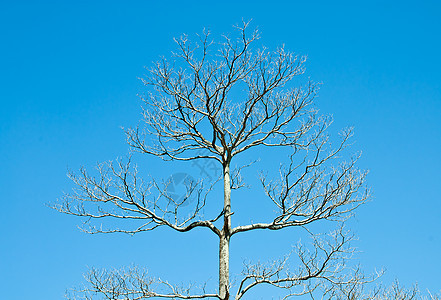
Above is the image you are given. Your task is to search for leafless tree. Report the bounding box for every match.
[56,21,377,299]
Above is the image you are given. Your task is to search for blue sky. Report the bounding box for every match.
[1,0,440,298]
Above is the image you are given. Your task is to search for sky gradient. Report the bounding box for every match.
[1,1,440,299]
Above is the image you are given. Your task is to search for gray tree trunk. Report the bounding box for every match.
[219,163,231,300]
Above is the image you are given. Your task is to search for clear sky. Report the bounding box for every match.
[1,0,440,299]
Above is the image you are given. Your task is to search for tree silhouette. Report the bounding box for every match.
[56,21,386,300]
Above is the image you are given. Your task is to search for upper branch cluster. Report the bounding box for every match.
[126,21,318,165]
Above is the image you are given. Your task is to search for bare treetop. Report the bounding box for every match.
[127,21,319,164]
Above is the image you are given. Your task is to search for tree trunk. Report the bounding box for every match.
[219,163,231,300]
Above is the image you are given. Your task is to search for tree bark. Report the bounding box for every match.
[219,163,231,300]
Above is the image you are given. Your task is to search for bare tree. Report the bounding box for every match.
[56,21,374,299]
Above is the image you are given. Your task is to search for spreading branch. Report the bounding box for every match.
[54,157,221,237]
[66,266,220,300]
